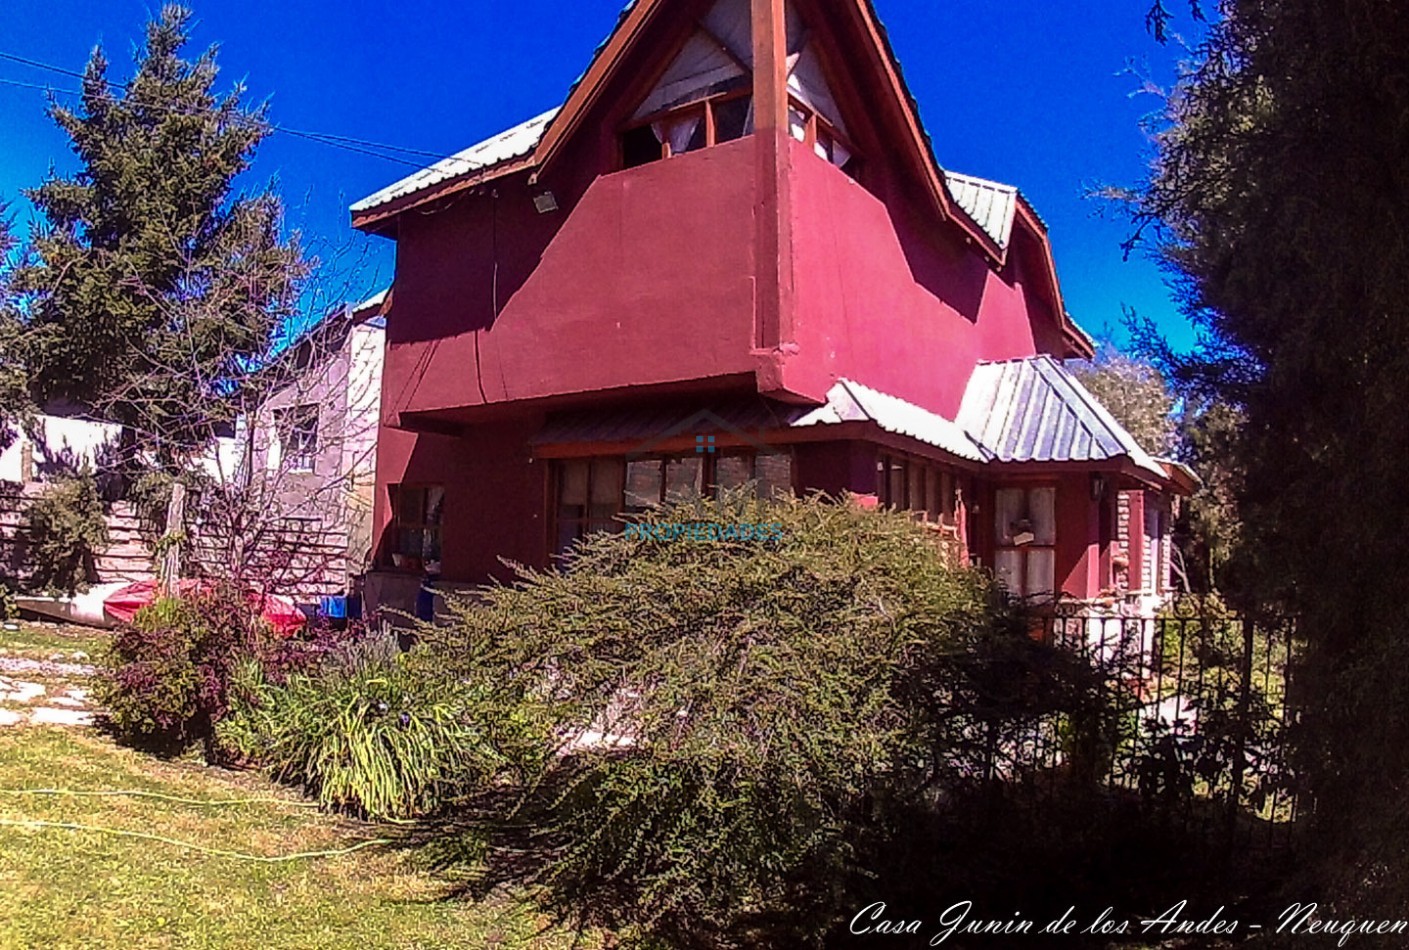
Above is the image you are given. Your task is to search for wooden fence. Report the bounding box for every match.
[0,483,351,602]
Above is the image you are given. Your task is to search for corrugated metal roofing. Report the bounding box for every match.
[353,288,388,312]
[532,380,987,463]
[957,356,1166,477]
[943,172,1018,250]
[350,109,560,214]
[532,397,803,449]
[793,379,989,462]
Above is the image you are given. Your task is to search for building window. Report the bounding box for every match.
[275,405,319,473]
[877,454,956,524]
[554,450,795,554]
[788,96,860,179]
[555,459,627,553]
[993,487,1057,600]
[1144,501,1166,594]
[389,484,444,572]
[622,93,754,169]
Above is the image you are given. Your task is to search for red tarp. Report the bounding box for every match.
[103,580,307,637]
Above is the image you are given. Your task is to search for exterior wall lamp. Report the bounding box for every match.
[1090,473,1109,501]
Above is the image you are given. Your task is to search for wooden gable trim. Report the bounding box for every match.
[1010,198,1095,360]
[530,0,671,184]
[529,0,1007,267]
[352,0,1041,282]
[793,0,1007,265]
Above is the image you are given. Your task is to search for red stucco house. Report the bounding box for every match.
[350,0,1193,618]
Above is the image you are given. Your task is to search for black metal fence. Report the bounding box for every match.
[977,608,1301,855]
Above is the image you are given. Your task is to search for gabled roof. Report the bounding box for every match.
[347,0,1093,358]
[351,0,1008,250]
[793,379,988,463]
[530,379,985,463]
[957,356,1166,479]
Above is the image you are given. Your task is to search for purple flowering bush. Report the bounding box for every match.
[96,589,354,756]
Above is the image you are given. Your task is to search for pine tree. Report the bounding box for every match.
[1134,0,1409,913]
[15,4,308,470]
[0,208,27,449]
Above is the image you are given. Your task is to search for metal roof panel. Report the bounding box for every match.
[957,356,1166,477]
[351,109,561,214]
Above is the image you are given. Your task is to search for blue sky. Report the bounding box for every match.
[0,0,1201,350]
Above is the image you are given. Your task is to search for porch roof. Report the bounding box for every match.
[531,366,1169,482]
[957,356,1167,480]
[531,379,988,463]
[792,379,989,463]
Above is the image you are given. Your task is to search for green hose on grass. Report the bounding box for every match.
[0,787,398,861]
[0,817,391,862]
[0,787,322,808]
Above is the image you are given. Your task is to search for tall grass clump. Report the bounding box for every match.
[218,641,518,820]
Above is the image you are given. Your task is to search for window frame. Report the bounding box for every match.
[619,90,756,168]
[786,95,862,178]
[552,449,796,555]
[992,484,1059,601]
[877,452,957,525]
[552,458,629,554]
[387,483,445,571]
[274,404,320,474]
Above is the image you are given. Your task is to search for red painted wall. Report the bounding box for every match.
[371,416,550,583]
[385,139,760,421]
[781,141,1066,416]
[1055,474,1103,599]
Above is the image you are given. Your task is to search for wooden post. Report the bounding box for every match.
[159,481,186,596]
[751,0,795,364]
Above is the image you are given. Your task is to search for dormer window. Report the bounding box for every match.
[622,93,754,169]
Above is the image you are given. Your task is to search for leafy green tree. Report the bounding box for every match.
[1173,397,1242,595]
[1070,345,1245,594]
[1070,343,1176,456]
[21,468,109,595]
[1132,0,1409,914]
[13,4,307,471]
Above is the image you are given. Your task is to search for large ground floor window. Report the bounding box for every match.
[877,453,959,524]
[993,486,1057,599]
[387,484,444,572]
[553,450,795,553]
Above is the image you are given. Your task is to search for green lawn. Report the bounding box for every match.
[0,623,109,660]
[0,729,594,949]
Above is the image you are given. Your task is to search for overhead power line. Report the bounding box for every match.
[0,48,453,171]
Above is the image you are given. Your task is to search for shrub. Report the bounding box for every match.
[421,492,1096,948]
[96,593,252,752]
[0,581,16,622]
[21,468,108,595]
[216,643,508,819]
[96,588,346,755]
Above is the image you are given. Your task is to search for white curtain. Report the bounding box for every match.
[652,114,702,156]
[788,42,849,137]
[830,138,853,169]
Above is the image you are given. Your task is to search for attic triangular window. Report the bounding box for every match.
[621,0,857,176]
[632,29,749,120]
